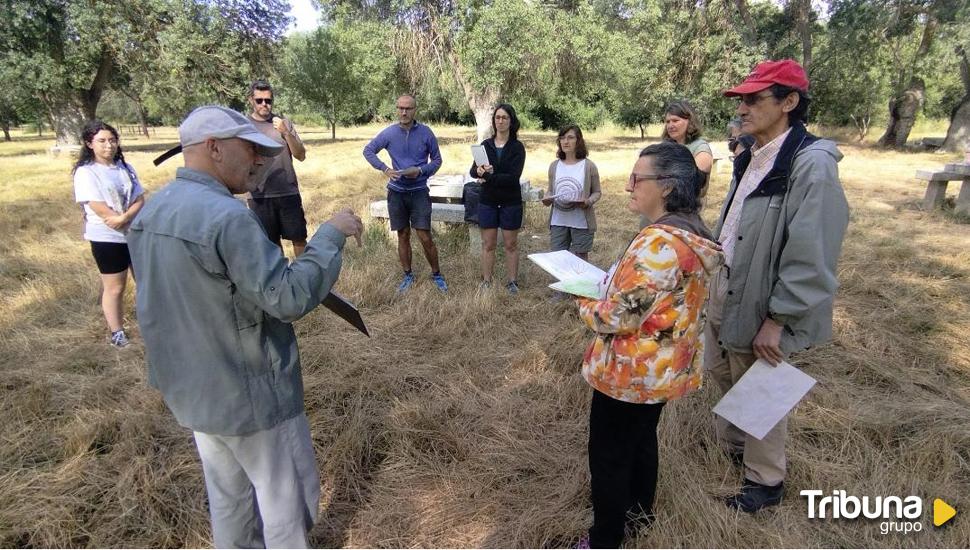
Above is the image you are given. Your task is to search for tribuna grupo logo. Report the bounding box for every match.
[801,490,957,535]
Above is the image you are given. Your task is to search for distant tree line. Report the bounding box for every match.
[2,0,968,150]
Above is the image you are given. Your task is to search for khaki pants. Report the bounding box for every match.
[704,269,787,486]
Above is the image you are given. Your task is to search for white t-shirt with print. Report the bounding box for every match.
[550,159,588,229]
[73,163,144,243]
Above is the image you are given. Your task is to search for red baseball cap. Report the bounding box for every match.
[723,59,809,97]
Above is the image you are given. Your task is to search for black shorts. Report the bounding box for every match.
[90,241,131,274]
[247,195,309,244]
[387,189,432,231]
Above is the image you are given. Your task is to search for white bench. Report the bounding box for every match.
[915,163,970,215]
[368,175,545,257]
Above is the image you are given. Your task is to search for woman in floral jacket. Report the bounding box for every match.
[575,142,724,548]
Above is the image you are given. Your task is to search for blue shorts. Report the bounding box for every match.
[478,203,523,230]
[387,189,432,231]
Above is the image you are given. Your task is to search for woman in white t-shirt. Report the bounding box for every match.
[72,120,145,348]
[541,125,601,261]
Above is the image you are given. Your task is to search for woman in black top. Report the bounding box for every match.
[469,103,526,294]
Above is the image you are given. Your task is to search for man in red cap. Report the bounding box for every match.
[704,59,850,512]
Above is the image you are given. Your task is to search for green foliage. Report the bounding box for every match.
[455,0,557,97]
[280,22,394,136]
[0,0,292,140]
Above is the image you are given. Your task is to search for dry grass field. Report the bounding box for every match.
[0,121,968,548]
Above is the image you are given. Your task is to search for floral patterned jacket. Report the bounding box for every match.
[578,224,724,404]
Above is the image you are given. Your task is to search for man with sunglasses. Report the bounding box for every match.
[705,60,849,513]
[247,79,310,258]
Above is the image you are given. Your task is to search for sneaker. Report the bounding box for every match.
[506,280,519,294]
[431,272,448,292]
[726,479,784,513]
[479,279,492,290]
[110,330,130,349]
[397,272,415,294]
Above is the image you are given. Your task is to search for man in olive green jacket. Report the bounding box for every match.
[705,60,850,513]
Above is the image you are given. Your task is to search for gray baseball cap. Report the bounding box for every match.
[154,105,285,166]
[179,105,284,156]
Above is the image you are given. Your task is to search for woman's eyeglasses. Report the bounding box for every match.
[629,173,671,187]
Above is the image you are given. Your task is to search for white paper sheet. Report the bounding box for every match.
[712,359,816,440]
[471,144,489,167]
[528,250,606,283]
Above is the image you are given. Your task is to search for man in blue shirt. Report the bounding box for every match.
[363,94,447,292]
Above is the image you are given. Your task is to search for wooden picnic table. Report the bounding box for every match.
[915,162,970,215]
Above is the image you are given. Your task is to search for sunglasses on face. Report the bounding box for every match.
[736,92,775,106]
[253,98,273,105]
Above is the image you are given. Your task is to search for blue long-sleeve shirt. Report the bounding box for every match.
[362,122,442,192]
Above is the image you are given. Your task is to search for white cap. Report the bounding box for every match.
[178,105,283,157]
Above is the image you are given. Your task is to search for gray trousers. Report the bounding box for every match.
[704,269,788,486]
[193,413,320,548]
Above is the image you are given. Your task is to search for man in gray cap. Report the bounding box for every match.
[128,105,363,548]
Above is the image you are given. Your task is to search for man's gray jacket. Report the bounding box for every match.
[128,167,346,435]
[714,122,850,354]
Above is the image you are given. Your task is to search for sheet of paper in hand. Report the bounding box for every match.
[712,359,816,440]
[471,144,489,167]
[528,250,606,299]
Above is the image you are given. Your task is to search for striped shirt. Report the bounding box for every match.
[720,128,791,266]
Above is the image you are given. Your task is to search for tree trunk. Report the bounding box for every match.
[878,78,925,148]
[1,122,10,141]
[449,49,500,142]
[792,0,813,71]
[731,0,758,48]
[638,122,645,139]
[943,98,970,152]
[137,103,150,139]
[942,46,970,153]
[331,120,336,140]
[471,99,497,142]
[46,95,87,147]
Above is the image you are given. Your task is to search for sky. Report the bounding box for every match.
[286,0,321,36]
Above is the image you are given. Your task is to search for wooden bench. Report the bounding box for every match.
[915,163,970,215]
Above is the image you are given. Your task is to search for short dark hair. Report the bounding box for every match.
[556,124,588,160]
[249,79,273,98]
[638,142,702,214]
[661,100,703,144]
[767,84,810,124]
[492,103,519,141]
[72,120,126,174]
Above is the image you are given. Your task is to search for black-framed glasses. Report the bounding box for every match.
[254,98,273,105]
[396,105,415,111]
[735,92,774,106]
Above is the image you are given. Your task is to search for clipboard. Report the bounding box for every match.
[322,291,369,336]
[471,144,489,167]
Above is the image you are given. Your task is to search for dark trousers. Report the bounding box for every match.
[588,389,665,548]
